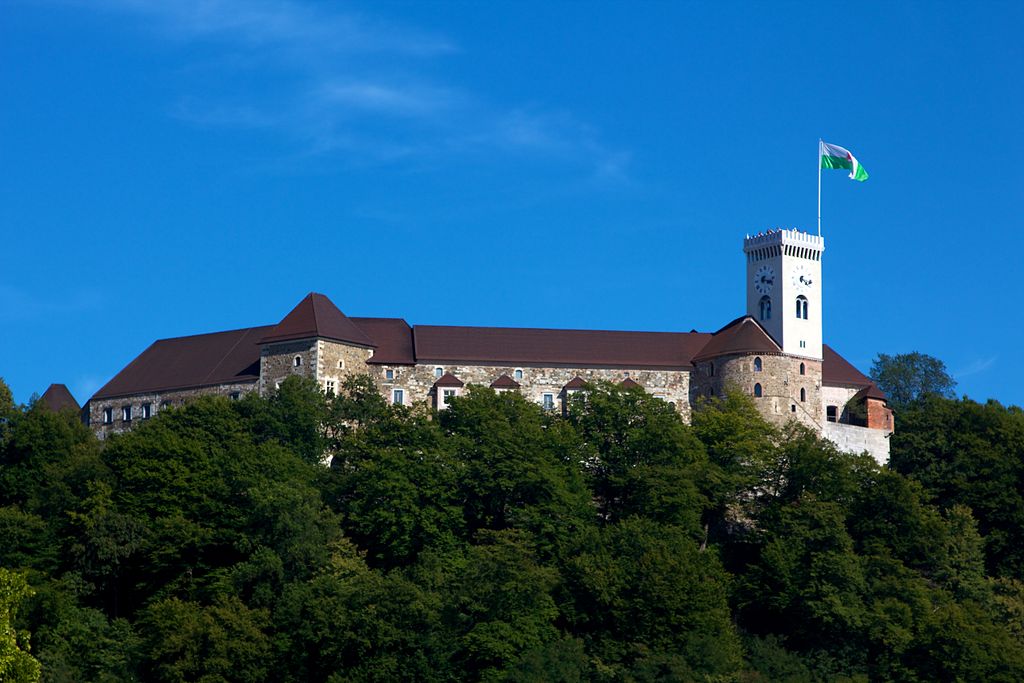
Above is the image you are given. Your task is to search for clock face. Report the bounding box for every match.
[792,265,814,290]
[754,265,775,295]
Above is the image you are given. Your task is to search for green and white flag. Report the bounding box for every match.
[820,141,869,181]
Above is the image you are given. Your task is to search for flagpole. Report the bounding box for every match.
[817,139,822,236]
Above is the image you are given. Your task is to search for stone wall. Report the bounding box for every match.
[821,385,862,423]
[370,362,693,420]
[822,421,891,464]
[692,353,823,429]
[259,340,317,396]
[316,340,375,393]
[87,381,258,439]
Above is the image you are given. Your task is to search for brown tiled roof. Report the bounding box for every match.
[563,376,588,390]
[490,374,521,389]
[351,317,415,364]
[823,345,887,399]
[434,372,464,388]
[852,384,888,402]
[620,377,641,388]
[413,325,710,369]
[92,326,268,400]
[39,384,80,412]
[691,316,781,362]
[260,293,375,347]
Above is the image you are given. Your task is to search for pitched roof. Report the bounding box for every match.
[413,325,710,369]
[92,326,268,400]
[490,374,521,389]
[260,293,375,347]
[351,317,415,364]
[620,377,641,388]
[563,376,588,390]
[852,384,888,401]
[691,316,781,362]
[822,345,888,399]
[39,384,80,412]
[434,372,464,388]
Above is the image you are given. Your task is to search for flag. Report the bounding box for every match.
[820,141,869,181]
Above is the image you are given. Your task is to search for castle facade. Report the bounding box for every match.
[85,229,894,462]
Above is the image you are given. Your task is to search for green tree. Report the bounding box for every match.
[0,568,42,683]
[869,351,956,407]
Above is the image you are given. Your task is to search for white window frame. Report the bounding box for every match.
[434,366,444,378]
[385,368,395,381]
[122,405,132,422]
[141,403,152,419]
[514,368,524,381]
[325,379,336,395]
[293,355,303,367]
[103,407,113,424]
[392,388,405,406]
[440,387,458,409]
[542,393,555,411]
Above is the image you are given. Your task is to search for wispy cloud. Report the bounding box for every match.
[955,355,998,379]
[62,0,627,179]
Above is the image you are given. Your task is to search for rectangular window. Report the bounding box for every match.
[442,389,456,405]
[325,380,336,395]
[434,367,443,378]
[542,393,555,411]
[103,407,113,424]
[392,389,404,405]
[827,406,838,422]
[122,406,132,422]
[385,369,395,381]
[230,391,240,401]
[141,403,152,419]
[161,401,172,410]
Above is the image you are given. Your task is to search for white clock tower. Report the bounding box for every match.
[743,229,824,360]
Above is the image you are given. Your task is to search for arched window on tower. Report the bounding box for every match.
[293,355,302,367]
[754,383,763,398]
[800,387,806,402]
[799,362,806,375]
[753,357,762,372]
[759,296,772,321]
[796,295,808,320]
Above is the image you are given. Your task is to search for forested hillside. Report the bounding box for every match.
[2,375,1024,682]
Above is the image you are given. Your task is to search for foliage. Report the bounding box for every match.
[869,351,957,407]
[2,374,1024,680]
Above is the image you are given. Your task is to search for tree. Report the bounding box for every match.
[869,351,956,407]
[0,568,42,683]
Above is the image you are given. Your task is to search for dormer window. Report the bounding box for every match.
[293,355,302,367]
[796,295,808,320]
[753,357,762,372]
[759,295,772,321]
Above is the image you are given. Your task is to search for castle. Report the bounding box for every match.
[84,229,894,462]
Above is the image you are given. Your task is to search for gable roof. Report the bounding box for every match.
[39,384,80,412]
[691,316,781,362]
[563,376,588,390]
[822,345,887,399]
[620,377,641,388]
[434,372,464,388]
[413,325,710,369]
[92,326,268,400]
[260,293,375,347]
[490,374,521,389]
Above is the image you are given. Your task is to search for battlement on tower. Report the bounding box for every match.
[743,228,824,261]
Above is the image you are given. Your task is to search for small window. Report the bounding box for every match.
[392,388,404,405]
[293,355,302,367]
[791,404,797,413]
[826,406,838,422]
[514,368,524,381]
[759,295,772,321]
[440,388,456,408]
[709,362,715,377]
[796,295,808,320]
[338,360,345,369]
[103,407,113,424]
[623,371,630,378]
[434,367,444,378]
[275,381,282,390]
[706,387,713,397]
[385,369,394,381]
[141,403,152,419]
[325,380,336,395]
[753,357,762,372]
[800,387,806,402]
[160,401,172,410]
[230,392,240,401]
[800,340,806,349]
[753,383,762,398]
[542,393,555,411]
[799,362,806,375]
[122,406,132,422]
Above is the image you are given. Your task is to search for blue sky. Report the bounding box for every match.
[2,1,1022,407]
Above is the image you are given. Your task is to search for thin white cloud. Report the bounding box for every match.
[59,0,629,180]
[955,355,998,379]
